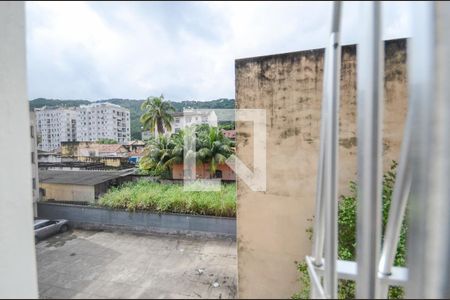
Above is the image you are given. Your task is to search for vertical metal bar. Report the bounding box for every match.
[323,2,341,298]
[406,2,434,298]
[378,95,413,297]
[356,2,383,298]
[310,18,330,300]
[433,5,450,297]
[312,34,329,269]
[407,1,450,298]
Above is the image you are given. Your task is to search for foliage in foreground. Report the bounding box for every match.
[293,162,407,299]
[98,180,236,217]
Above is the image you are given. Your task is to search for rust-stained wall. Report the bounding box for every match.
[235,39,408,299]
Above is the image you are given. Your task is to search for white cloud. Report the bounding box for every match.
[26,1,411,102]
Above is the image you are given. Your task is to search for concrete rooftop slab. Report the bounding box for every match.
[36,230,237,299]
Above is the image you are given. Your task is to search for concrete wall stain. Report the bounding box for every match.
[235,38,408,299]
[339,137,357,149]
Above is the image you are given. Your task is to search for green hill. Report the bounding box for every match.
[29,98,235,140]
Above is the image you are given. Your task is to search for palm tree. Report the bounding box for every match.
[196,127,233,178]
[139,125,235,178]
[141,134,173,170]
[140,95,175,135]
[164,130,185,167]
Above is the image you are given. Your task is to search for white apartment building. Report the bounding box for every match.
[35,103,131,151]
[35,107,77,151]
[141,109,218,139]
[171,109,218,133]
[76,103,131,144]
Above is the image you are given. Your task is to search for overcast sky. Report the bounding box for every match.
[26,1,412,102]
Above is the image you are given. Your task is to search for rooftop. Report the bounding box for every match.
[34,106,77,112]
[39,169,135,186]
[171,109,213,117]
[79,102,126,109]
[86,144,128,153]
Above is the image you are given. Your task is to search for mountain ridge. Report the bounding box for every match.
[29,98,235,140]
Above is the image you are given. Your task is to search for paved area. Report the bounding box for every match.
[36,230,237,299]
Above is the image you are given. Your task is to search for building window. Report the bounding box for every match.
[31,152,35,164]
[32,178,36,189]
[30,125,34,138]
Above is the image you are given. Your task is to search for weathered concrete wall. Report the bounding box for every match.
[37,202,236,238]
[235,39,408,299]
[40,183,95,203]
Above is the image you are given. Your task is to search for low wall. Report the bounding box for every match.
[37,202,236,238]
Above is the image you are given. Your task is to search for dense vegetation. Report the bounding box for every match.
[294,162,406,299]
[139,125,234,178]
[29,98,235,140]
[98,181,236,217]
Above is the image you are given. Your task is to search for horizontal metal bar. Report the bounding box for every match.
[306,256,408,287]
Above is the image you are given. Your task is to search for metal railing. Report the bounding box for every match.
[306,1,450,298]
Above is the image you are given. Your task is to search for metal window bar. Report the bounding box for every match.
[356,2,383,298]
[306,1,450,299]
[407,2,450,298]
[310,1,341,299]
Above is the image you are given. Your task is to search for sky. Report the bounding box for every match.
[26,1,412,102]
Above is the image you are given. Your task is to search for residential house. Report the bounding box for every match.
[60,141,130,168]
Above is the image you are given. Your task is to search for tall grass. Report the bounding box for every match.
[98,180,236,217]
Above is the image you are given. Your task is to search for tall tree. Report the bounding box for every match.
[140,95,175,135]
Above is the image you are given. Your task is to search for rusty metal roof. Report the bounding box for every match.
[39,169,135,186]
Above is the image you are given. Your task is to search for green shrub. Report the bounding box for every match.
[98,181,236,217]
[294,161,406,299]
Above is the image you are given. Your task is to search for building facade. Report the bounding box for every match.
[171,109,218,133]
[35,107,77,151]
[76,103,131,144]
[34,103,131,151]
[30,112,39,216]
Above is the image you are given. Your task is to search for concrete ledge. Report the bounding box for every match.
[37,202,236,238]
